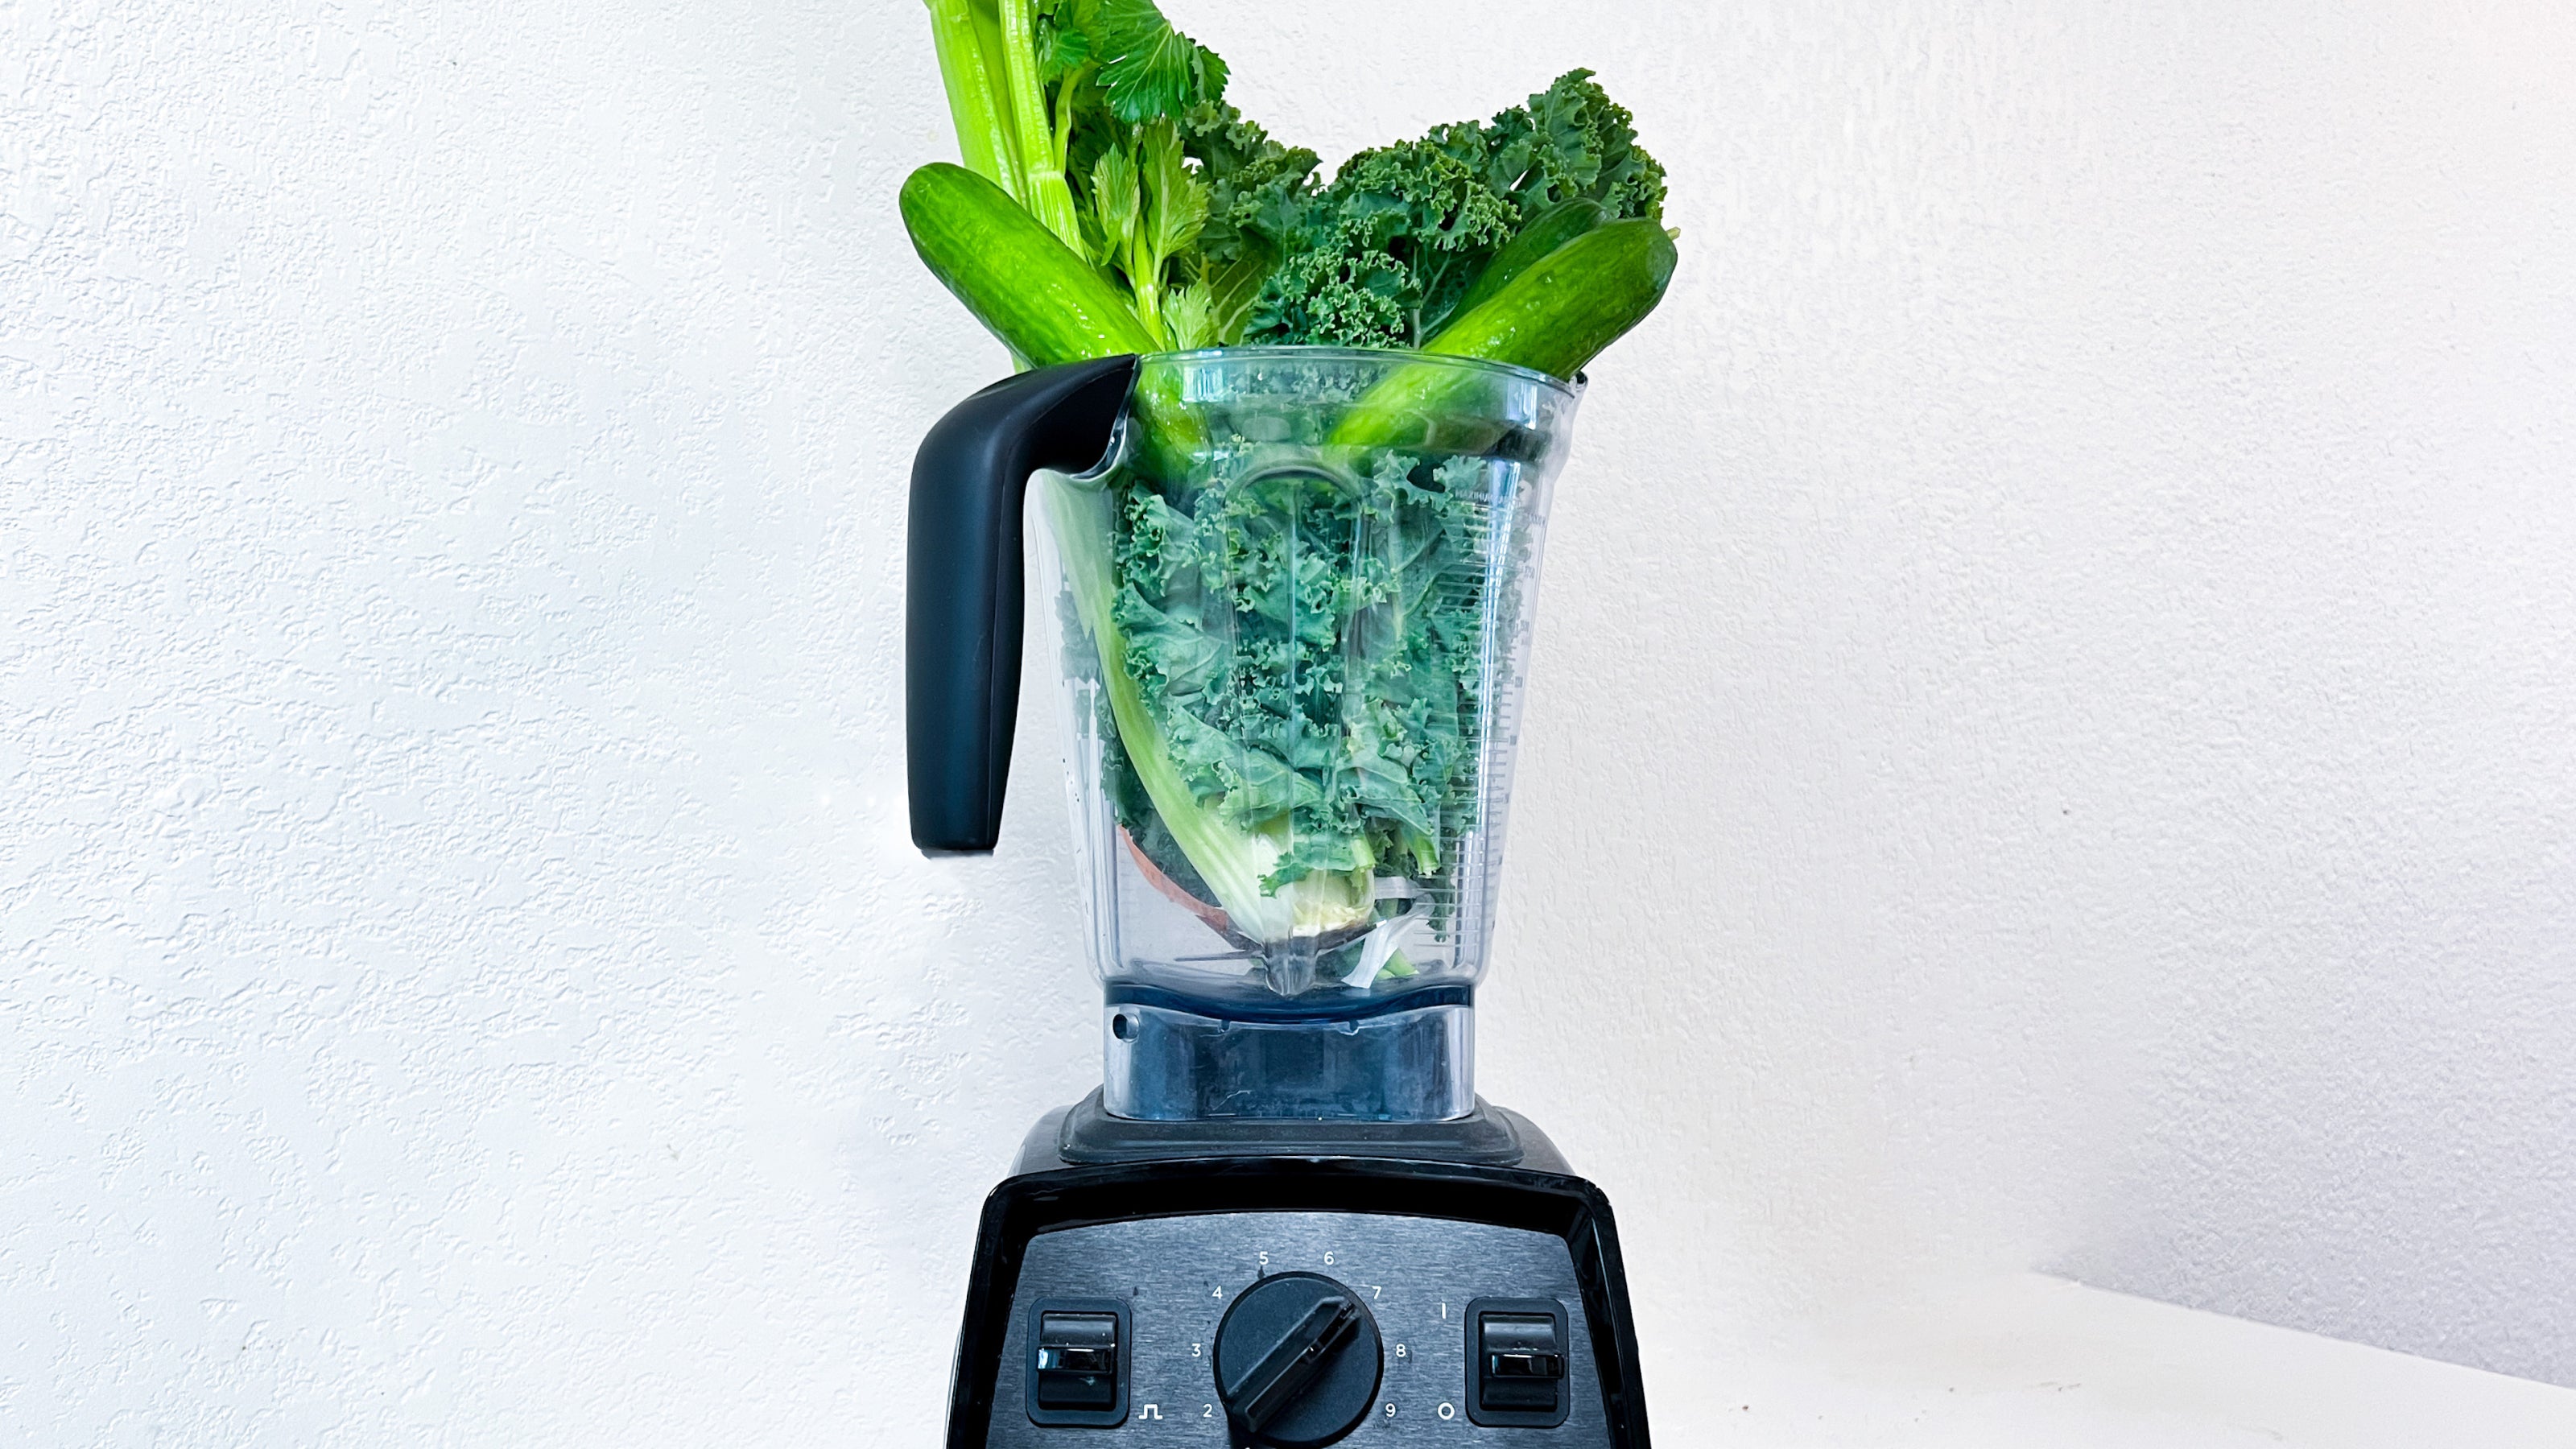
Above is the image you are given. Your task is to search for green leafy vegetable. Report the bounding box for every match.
[914,5,1670,362]
[1477,67,1668,221]
[1091,0,1229,122]
[1241,69,1669,349]
[1242,140,1517,350]
[1177,104,1321,342]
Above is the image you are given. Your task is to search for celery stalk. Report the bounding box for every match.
[994,0,1084,254]
[921,0,1021,198]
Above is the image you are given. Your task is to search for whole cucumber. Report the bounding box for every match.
[1430,198,1607,335]
[1423,217,1677,378]
[900,162,1158,365]
[1329,217,1676,448]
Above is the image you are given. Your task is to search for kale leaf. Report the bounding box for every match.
[1477,67,1667,221]
[1243,69,1668,349]
[1180,104,1320,344]
[1243,141,1515,352]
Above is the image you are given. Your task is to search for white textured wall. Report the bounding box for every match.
[5,0,2572,1441]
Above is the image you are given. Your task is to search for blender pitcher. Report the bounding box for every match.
[911,348,1579,1122]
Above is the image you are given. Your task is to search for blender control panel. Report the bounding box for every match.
[985,1211,1611,1447]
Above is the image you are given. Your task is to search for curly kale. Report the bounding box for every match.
[1105,445,1496,906]
[1179,105,1320,345]
[1243,69,1668,349]
[1479,67,1668,221]
[1244,142,1517,351]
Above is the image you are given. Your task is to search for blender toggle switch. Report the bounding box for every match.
[1472,1306,1570,1422]
[1034,1311,1120,1410]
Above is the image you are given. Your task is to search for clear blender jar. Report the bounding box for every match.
[1030,349,1580,1121]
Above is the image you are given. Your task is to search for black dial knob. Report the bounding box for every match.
[1212,1272,1383,1448]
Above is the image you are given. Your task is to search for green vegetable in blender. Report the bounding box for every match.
[901,162,1159,365]
[1046,416,1509,948]
[906,2,1666,369]
[1332,218,1678,450]
[906,0,1677,948]
[1243,70,1667,349]
[918,0,1311,351]
[1441,198,1609,328]
[1423,216,1678,377]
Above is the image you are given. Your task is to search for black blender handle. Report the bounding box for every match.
[908,354,1138,854]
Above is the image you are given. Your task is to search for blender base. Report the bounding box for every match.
[941,1096,1650,1447]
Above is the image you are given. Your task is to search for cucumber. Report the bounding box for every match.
[1328,218,1676,448]
[900,162,1158,366]
[1422,217,1676,379]
[1430,198,1606,335]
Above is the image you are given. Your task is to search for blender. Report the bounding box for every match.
[911,348,1649,1447]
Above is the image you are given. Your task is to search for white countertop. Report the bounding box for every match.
[1653,1274,2576,1446]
